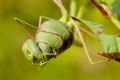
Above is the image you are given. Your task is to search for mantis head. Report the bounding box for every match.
[22,39,47,65]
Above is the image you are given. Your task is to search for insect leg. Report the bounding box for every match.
[69,17,97,39]
[71,19,109,64]
[79,27,97,39]
[38,16,55,30]
[14,18,37,39]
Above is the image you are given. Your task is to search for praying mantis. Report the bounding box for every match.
[15,0,120,66]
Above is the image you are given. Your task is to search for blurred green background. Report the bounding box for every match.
[0,0,120,80]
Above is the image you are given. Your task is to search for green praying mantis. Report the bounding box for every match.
[15,0,120,66]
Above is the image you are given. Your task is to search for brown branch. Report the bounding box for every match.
[90,0,108,16]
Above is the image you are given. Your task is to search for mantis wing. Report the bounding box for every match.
[72,17,104,35]
[14,18,37,39]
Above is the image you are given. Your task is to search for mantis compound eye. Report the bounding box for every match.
[22,39,47,64]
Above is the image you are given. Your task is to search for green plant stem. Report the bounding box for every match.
[53,0,68,23]
[100,0,120,30]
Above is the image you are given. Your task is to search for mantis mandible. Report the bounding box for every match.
[15,0,120,66]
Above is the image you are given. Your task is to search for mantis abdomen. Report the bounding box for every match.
[35,20,73,56]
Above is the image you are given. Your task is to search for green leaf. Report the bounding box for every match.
[112,1,120,18]
[99,34,118,53]
[106,0,120,18]
[116,36,120,52]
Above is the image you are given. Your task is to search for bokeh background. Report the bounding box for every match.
[0,0,120,80]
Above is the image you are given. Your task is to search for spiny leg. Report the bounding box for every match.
[71,19,110,64]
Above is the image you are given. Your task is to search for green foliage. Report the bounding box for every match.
[1,0,120,80]
[112,0,120,18]
[106,0,120,18]
[99,34,118,53]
